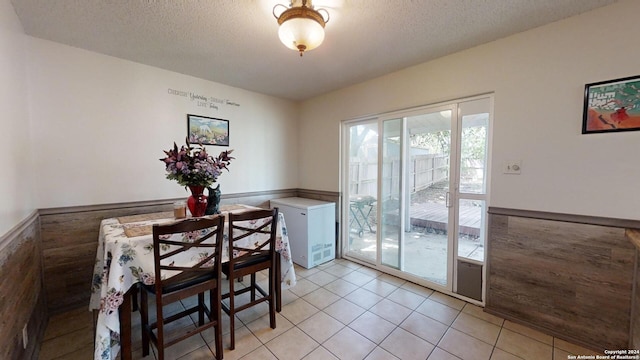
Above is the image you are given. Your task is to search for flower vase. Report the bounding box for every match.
[187,185,208,217]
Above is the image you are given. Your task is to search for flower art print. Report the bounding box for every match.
[583,75,640,134]
[188,114,230,146]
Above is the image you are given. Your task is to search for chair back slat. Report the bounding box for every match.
[151,216,224,291]
[228,208,278,266]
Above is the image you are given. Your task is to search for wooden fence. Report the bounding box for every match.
[349,154,448,197]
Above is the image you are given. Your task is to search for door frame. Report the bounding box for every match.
[340,94,493,305]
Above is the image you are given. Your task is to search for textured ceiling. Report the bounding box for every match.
[10,0,616,101]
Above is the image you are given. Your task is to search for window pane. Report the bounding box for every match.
[347,123,378,261]
[457,199,485,262]
[459,115,488,194]
[403,111,452,285]
[459,98,490,194]
[381,118,402,269]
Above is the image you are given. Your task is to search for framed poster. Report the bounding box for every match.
[582,75,640,134]
[187,114,229,146]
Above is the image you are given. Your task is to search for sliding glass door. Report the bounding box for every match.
[346,121,378,262]
[401,107,456,286]
[342,96,491,301]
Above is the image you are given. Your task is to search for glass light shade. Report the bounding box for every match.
[278,18,325,52]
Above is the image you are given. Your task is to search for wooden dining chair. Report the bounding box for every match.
[222,208,278,350]
[140,216,224,360]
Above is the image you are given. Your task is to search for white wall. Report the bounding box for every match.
[0,0,35,237]
[299,0,640,220]
[4,0,639,235]
[27,38,299,208]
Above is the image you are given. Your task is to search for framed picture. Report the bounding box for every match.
[582,75,640,134]
[187,114,229,146]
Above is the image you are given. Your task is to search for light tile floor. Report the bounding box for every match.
[40,259,604,360]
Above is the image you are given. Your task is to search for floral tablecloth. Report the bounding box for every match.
[89,205,296,360]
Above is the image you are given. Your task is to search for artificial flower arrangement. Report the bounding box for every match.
[160,137,234,187]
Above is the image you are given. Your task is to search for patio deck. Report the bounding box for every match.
[367,202,481,237]
[409,202,481,237]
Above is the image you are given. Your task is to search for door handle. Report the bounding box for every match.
[446,192,452,208]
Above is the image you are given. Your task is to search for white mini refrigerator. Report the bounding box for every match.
[270,197,335,269]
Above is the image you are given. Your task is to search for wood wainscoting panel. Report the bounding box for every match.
[0,212,47,360]
[626,229,640,350]
[634,245,640,350]
[40,203,172,314]
[487,213,635,351]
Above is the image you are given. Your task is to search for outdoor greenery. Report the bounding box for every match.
[410,125,486,161]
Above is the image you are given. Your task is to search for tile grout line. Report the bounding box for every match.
[41,259,602,360]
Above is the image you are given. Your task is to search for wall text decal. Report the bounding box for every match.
[167,88,241,110]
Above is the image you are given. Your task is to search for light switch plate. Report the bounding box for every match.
[503,160,522,174]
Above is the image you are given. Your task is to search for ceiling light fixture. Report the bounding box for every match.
[273,0,330,57]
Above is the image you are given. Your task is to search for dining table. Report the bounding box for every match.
[88,204,297,360]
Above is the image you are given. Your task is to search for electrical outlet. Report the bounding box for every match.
[22,324,28,349]
[503,160,522,175]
